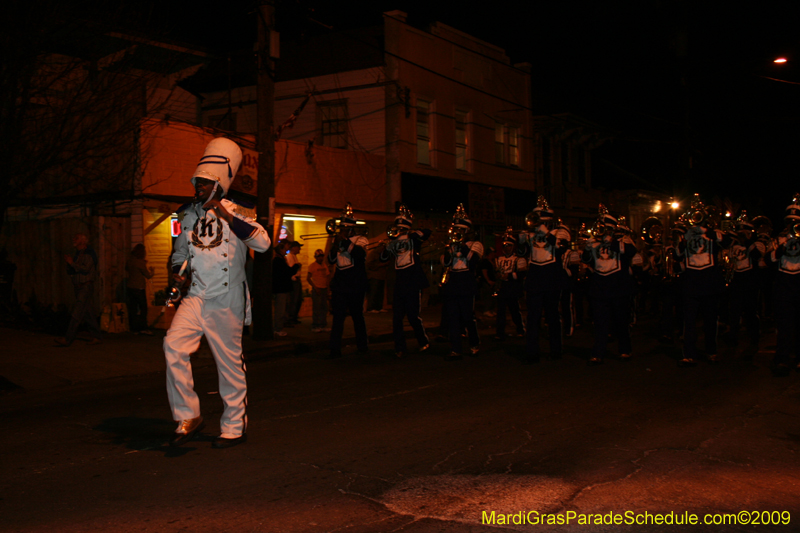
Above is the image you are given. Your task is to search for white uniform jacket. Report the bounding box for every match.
[173,199,271,299]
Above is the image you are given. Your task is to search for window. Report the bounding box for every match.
[509,126,520,167]
[417,100,432,165]
[319,101,348,148]
[495,122,505,165]
[496,123,521,167]
[455,110,469,171]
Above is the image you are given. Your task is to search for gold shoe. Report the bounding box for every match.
[169,416,205,447]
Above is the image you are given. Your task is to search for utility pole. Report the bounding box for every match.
[253,0,276,340]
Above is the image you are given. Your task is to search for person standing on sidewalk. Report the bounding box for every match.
[56,233,102,346]
[126,244,155,335]
[272,240,298,337]
[286,241,304,325]
[163,137,271,449]
[307,248,331,332]
[380,204,431,357]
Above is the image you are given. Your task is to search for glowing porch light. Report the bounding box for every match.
[774,58,788,64]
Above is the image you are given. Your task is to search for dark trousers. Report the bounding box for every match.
[127,288,148,332]
[289,279,303,321]
[774,298,800,366]
[526,290,562,359]
[447,294,479,354]
[659,280,683,338]
[496,289,524,338]
[729,284,760,346]
[367,278,385,311]
[66,284,101,343]
[392,286,428,351]
[560,289,574,336]
[683,293,719,359]
[330,289,368,355]
[591,296,631,359]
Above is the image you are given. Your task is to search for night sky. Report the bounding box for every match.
[149,0,800,222]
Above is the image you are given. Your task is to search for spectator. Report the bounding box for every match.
[272,240,298,337]
[56,233,101,346]
[307,248,331,332]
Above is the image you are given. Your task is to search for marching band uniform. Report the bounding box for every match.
[493,232,527,340]
[726,213,764,356]
[520,197,565,363]
[556,222,578,337]
[328,205,370,358]
[768,196,800,376]
[674,195,732,367]
[659,224,686,343]
[164,138,271,448]
[381,205,432,357]
[440,206,482,360]
[582,209,636,364]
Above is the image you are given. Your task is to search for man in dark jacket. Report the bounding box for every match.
[272,240,299,337]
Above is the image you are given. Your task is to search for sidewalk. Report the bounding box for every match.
[0,304,446,393]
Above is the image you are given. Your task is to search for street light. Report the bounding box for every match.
[774,58,788,64]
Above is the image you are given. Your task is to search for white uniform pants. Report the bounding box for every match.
[164,289,247,436]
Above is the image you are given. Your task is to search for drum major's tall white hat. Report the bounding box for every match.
[191,137,243,197]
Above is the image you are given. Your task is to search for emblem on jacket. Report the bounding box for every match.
[780,238,800,274]
[191,215,223,251]
[685,227,713,269]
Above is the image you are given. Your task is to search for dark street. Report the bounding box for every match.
[2,316,800,532]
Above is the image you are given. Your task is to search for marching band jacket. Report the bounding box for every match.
[495,252,527,297]
[441,241,482,296]
[173,199,271,300]
[674,226,732,296]
[730,236,764,289]
[769,235,800,299]
[328,234,369,293]
[519,226,567,293]
[380,228,432,289]
[582,236,636,299]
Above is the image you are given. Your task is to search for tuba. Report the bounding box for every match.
[641,216,664,246]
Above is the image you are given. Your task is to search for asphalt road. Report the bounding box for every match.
[2,319,800,533]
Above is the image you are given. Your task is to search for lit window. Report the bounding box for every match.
[509,127,520,167]
[319,101,348,148]
[495,122,505,165]
[417,100,431,165]
[455,110,468,171]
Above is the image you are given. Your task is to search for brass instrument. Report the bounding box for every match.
[685,193,707,227]
[641,216,664,246]
[440,204,472,286]
[386,223,401,239]
[752,215,773,238]
[663,246,678,280]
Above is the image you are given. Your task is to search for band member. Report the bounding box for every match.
[493,228,527,340]
[572,224,591,328]
[164,138,271,448]
[328,203,370,358]
[556,220,578,337]
[768,195,800,376]
[440,204,482,360]
[674,194,732,367]
[520,196,565,363]
[381,204,432,357]
[582,205,636,364]
[659,221,686,343]
[726,211,764,358]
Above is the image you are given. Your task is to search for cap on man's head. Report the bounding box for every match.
[290,241,303,248]
[314,249,325,257]
[190,137,242,197]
